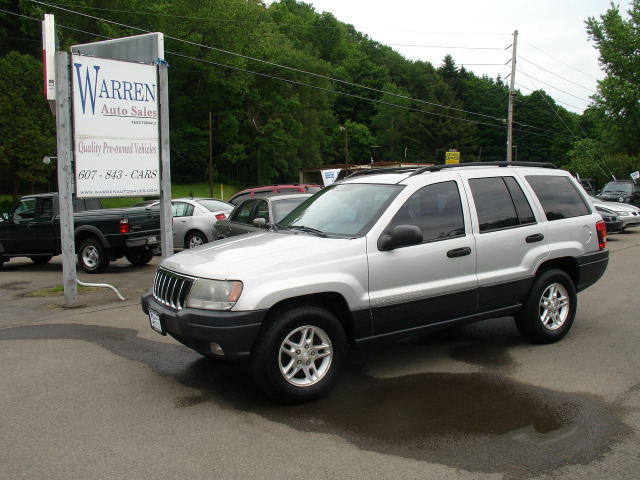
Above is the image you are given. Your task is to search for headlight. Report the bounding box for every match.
[186,279,243,310]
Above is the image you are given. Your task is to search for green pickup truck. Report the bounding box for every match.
[0,193,161,273]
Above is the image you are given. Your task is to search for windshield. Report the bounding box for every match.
[277,183,403,237]
[602,182,633,194]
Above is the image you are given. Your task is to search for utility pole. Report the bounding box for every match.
[340,126,348,164]
[209,112,213,197]
[506,30,518,162]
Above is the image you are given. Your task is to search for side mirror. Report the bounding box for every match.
[377,225,423,251]
[253,218,268,229]
[1,212,9,222]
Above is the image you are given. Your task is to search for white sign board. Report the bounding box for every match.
[71,54,160,197]
[321,168,342,186]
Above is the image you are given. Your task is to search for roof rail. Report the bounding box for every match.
[346,167,420,178]
[408,161,557,177]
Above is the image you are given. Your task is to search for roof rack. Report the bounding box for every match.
[408,161,557,177]
[346,167,420,178]
[345,161,557,179]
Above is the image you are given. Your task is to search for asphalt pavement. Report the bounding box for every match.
[1,232,640,479]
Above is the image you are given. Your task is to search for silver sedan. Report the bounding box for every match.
[139,198,234,248]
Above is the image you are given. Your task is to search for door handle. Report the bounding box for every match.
[526,233,544,243]
[447,247,472,258]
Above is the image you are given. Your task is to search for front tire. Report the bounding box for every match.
[185,231,207,249]
[78,237,110,273]
[251,304,347,403]
[515,269,577,344]
[125,248,154,266]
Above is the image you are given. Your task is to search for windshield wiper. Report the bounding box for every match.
[287,225,328,237]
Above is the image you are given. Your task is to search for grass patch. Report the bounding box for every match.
[23,284,96,297]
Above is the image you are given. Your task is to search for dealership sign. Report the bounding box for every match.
[72,54,160,197]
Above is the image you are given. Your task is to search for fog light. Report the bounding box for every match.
[210,342,225,356]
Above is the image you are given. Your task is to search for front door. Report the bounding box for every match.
[367,179,478,336]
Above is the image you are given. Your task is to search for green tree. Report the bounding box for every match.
[0,52,56,200]
[586,0,640,155]
[371,83,412,161]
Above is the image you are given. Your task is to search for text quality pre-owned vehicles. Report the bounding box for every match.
[0,193,161,273]
[212,194,312,239]
[142,163,609,403]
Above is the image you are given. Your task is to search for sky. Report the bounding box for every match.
[266,0,633,114]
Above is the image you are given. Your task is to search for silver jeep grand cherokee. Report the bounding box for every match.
[142,162,609,402]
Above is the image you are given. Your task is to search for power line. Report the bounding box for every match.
[517,55,596,93]
[519,38,599,81]
[11,3,582,143]
[27,0,509,124]
[515,69,592,103]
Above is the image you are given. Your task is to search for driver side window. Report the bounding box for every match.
[13,199,37,220]
[389,181,465,242]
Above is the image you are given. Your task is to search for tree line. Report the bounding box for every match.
[1,0,639,201]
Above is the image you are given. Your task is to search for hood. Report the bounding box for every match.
[159,231,357,280]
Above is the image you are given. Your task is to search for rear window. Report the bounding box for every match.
[469,177,536,232]
[525,175,590,221]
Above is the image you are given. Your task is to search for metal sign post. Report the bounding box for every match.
[55,51,78,305]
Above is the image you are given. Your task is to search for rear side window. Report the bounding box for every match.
[526,175,590,221]
[469,176,536,233]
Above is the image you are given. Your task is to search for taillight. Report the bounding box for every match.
[215,213,227,220]
[119,218,130,234]
[595,219,606,250]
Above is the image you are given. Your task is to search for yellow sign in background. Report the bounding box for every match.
[445,151,460,164]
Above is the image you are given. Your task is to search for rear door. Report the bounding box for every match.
[462,172,549,312]
[171,201,194,247]
[367,176,478,335]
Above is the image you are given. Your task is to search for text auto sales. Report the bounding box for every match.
[74,62,158,120]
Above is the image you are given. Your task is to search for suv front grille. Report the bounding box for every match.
[153,267,195,310]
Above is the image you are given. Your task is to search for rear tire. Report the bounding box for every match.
[78,238,110,273]
[125,248,154,266]
[251,303,347,403]
[185,231,207,249]
[515,269,577,344]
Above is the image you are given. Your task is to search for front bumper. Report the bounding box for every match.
[141,290,267,359]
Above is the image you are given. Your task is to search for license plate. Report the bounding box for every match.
[147,236,158,244]
[149,308,165,335]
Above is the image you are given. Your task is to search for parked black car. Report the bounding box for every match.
[595,205,623,234]
[598,180,640,206]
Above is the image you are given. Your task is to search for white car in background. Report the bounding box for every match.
[590,195,640,230]
[136,197,234,248]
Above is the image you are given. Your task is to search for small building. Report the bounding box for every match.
[300,162,435,186]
